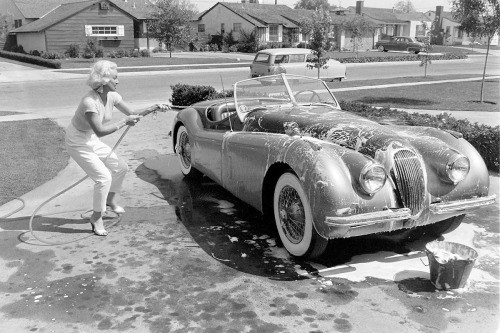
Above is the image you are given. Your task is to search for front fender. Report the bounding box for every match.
[394,126,490,200]
[270,137,400,238]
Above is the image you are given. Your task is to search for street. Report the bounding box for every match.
[0,56,499,332]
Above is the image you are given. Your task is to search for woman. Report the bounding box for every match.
[65,60,160,236]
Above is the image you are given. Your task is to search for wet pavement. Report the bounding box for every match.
[1,147,497,332]
[0,59,499,332]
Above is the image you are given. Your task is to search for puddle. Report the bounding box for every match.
[136,153,499,288]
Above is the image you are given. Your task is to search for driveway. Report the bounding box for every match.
[0,59,498,333]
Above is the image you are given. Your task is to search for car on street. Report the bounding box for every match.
[375,36,425,54]
[171,74,496,259]
[250,48,346,82]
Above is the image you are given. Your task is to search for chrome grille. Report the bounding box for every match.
[392,149,425,217]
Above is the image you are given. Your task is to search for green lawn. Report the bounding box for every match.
[329,75,500,112]
[0,119,69,206]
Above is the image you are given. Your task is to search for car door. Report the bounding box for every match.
[394,37,405,51]
[281,53,309,77]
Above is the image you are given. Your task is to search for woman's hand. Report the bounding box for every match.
[125,115,142,126]
[155,104,171,111]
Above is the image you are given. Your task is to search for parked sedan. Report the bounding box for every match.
[375,36,425,54]
[171,74,495,259]
[250,48,346,82]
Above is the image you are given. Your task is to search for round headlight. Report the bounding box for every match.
[359,163,387,194]
[446,155,470,183]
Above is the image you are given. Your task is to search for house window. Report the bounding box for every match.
[198,24,205,33]
[269,25,278,42]
[85,25,124,37]
[99,2,109,10]
[14,19,22,28]
[233,23,241,32]
[221,23,225,34]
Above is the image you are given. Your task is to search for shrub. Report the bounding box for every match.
[9,44,25,53]
[129,49,140,57]
[66,43,80,58]
[237,29,260,53]
[29,50,41,57]
[140,49,150,57]
[209,34,223,51]
[82,38,103,59]
[0,50,61,69]
[335,53,468,63]
[169,83,234,107]
[42,52,62,60]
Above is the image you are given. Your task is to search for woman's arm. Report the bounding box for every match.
[115,100,170,117]
[85,112,140,137]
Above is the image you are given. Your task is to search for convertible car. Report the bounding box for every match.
[171,74,495,259]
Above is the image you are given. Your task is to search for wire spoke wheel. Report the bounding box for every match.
[278,185,306,244]
[178,130,191,169]
[176,125,202,178]
[273,172,327,258]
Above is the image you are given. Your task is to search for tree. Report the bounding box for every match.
[393,1,415,13]
[147,0,197,57]
[294,0,331,11]
[341,16,374,57]
[299,10,332,78]
[452,0,500,103]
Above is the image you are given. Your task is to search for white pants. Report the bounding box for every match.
[65,123,128,212]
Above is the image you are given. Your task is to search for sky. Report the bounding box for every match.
[193,0,452,13]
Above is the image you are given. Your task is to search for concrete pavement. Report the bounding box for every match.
[0,56,499,332]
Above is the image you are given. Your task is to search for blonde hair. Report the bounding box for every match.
[86,60,118,90]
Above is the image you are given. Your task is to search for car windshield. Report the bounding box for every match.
[234,74,339,119]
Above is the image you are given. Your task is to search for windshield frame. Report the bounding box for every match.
[234,74,340,122]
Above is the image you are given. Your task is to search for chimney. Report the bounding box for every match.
[356,1,364,14]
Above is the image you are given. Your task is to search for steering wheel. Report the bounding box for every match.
[294,90,321,103]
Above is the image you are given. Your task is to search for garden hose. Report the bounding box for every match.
[27,125,132,245]
[1,107,168,246]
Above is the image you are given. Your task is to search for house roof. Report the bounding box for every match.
[12,0,153,33]
[13,0,89,19]
[395,11,431,22]
[202,2,300,28]
[12,0,152,20]
[13,0,97,33]
[346,6,407,24]
[427,10,458,23]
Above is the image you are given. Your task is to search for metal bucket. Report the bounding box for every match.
[425,240,478,290]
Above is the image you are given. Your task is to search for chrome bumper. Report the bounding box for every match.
[430,194,497,214]
[325,208,411,227]
[325,195,496,228]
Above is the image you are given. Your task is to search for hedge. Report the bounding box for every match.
[0,50,61,69]
[170,84,499,172]
[334,53,468,63]
[339,101,499,172]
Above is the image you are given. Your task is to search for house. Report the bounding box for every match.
[0,0,157,53]
[424,7,498,46]
[345,0,431,48]
[190,2,312,47]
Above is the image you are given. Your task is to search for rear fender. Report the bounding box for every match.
[172,107,204,159]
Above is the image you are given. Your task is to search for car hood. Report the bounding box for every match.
[243,106,410,157]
